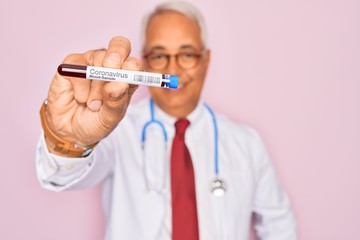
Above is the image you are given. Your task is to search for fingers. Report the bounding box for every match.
[103,36,131,69]
[86,50,106,111]
[85,37,132,111]
[102,57,142,112]
[58,37,130,106]
[44,36,141,147]
[59,53,92,104]
[122,57,142,96]
[50,36,138,114]
[48,53,90,105]
[87,80,104,111]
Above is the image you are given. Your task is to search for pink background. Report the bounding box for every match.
[0,0,359,239]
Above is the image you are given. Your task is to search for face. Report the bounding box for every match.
[143,11,211,118]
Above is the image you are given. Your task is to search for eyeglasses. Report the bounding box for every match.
[143,51,203,70]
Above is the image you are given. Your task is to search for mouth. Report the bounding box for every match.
[165,73,191,93]
[168,80,188,94]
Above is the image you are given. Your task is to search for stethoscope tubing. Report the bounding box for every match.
[141,98,225,195]
[141,99,168,145]
[204,103,219,177]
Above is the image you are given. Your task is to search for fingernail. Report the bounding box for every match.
[125,59,140,69]
[105,53,121,64]
[110,90,126,99]
[88,100,103,111]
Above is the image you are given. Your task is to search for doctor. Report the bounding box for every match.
[36,1,297,239]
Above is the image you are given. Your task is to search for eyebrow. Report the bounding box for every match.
[147,45,198,52]
[180,45,197,50]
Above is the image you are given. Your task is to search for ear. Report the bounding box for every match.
[204,49,211,70]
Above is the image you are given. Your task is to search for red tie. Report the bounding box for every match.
[171,119,199,240]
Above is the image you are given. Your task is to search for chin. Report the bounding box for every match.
[151,87,199,115]
[164,96,188,108]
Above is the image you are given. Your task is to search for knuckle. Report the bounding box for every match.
[92,50,107,66]
[123,57,143,70]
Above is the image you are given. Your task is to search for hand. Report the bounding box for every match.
[45,36,140,148]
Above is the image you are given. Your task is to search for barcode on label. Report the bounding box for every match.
[134,75,161,85]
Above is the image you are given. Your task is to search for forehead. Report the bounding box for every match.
[144,11,202,50]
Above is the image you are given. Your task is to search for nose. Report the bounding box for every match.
[165,55,181,75]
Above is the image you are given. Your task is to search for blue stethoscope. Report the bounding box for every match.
[141,99,226,196]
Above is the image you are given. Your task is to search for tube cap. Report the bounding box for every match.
[169,75,179,89]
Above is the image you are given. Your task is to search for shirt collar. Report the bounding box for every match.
[152,99,205,129]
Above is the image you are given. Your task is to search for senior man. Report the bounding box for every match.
[36,1,297,239]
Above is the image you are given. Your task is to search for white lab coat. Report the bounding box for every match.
[36,98,297,240]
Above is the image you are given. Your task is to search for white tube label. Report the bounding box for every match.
[86,66,163,87]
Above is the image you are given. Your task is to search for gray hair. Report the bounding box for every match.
[140,1,208,50]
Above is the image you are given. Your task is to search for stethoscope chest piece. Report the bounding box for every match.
[211,178,226,197]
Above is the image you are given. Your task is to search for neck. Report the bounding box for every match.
[152,100,197,119]
[161,105,195,119]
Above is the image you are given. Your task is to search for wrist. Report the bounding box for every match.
[40,100,97,157]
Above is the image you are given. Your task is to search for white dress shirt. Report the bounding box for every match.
[36,98,297,240]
